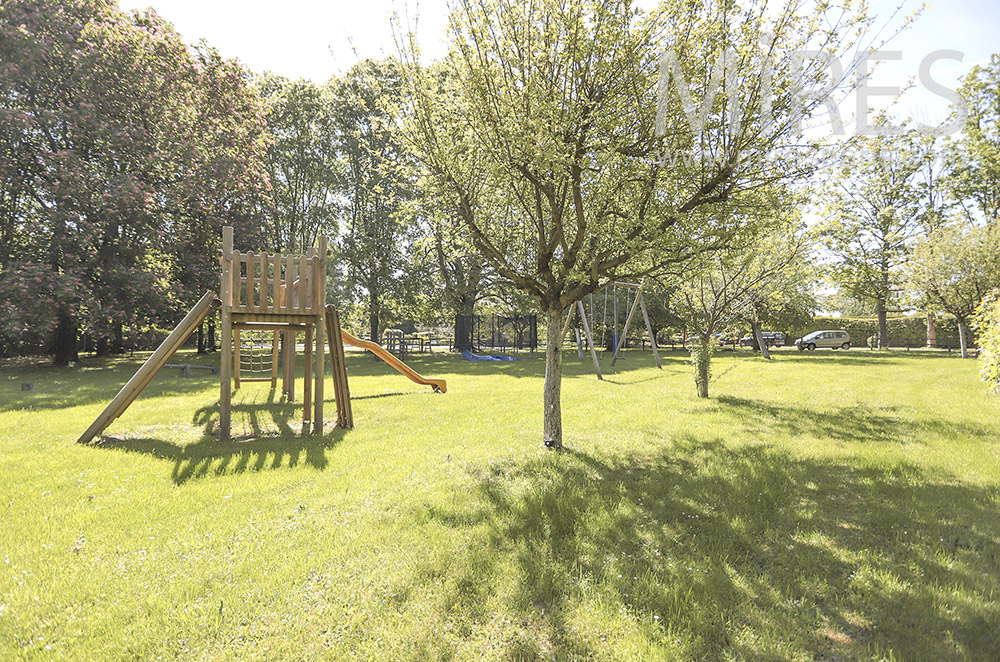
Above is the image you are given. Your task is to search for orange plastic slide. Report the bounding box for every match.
[339,330,447,393]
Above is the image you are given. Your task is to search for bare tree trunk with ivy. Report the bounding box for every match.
[543,308,564,447]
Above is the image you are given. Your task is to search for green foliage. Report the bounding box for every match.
[948,54,1000,225]
[0,0,269,361]
[676,215,812,392]
[403,0,883,443]
[634,283,687,341]
[908,222,1000,355]
[817,125,928,336]
[740,227,818,333]
[411,176,496,319]
[820,291,880,317]
[974,289,1000,392]
[256,74,339,252]
[405,0,877,308]
[0,262,82,355]
[331,59,417,342]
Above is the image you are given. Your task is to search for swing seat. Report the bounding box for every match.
[461,349,517,362]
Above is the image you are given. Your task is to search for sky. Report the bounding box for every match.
[117,0,999,132]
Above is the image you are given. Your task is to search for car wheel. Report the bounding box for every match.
[841,342,850,350]
[807,343,816,351]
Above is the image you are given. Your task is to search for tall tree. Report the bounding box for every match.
[677,222,809,397]
[409,178,493,319]
[909,223,1000,358]
[332,59,414,342]
[257,74,339,252]
[947,55,1000,226]
[0,0,268,363]
[402,0,878,447]
[428,209,490,318]
[818,126,926,349]
[738,232,816,359]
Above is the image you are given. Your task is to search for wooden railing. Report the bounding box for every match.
[224,249,322,315]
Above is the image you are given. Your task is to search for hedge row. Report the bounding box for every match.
[974,291,1000,391]
[784,315,965,348]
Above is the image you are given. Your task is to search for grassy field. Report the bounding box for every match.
[1,346,998,660]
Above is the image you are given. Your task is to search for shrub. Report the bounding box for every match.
[974,289,1000,393]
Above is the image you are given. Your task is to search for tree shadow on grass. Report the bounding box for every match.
[0,353,220,413]
[714,396,913,444]
[351,391,413,401]
[410,440,1000,660]
[714,395,995,445]
[95,398,347,485]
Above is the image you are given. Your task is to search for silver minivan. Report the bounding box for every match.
[795,329,851,351]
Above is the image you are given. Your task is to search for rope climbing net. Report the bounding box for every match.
[239,330,275,374]
[234,328,279,386]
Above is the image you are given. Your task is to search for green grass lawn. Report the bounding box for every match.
[1,346,998,660]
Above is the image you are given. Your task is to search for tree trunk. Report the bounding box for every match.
[197,323,206,354]
[112,323,124,355]
[543,307,563,449]
[52,313,78,366]
[926,311,936,349]
[877,300,888,349]
[369,296,381,344]
[750,319,771,360]
[695,336,711,398]
[957,318,968,359]
[207,321,216,352]
[459,293,476,317]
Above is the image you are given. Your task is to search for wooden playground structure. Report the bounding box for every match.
[216,225,345,439]
[79,226,446,445]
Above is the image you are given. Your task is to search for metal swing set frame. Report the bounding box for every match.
[561,280,662,380]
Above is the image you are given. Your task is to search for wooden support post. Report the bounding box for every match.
[298,253,309,314]
[577,300,603,380]
[233,327,241,388]
[560,305,574,344]
[220,226,234,441]
[283,330,294,401]
[269,330,280,388]
[302,324,312,432]
[325,305,353,429]
[639,292,662,369]
[78,292,220,444]
[246,252,255,312]
[313,236,327,433]
[611,285,643,366]
[281,331,295,402]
